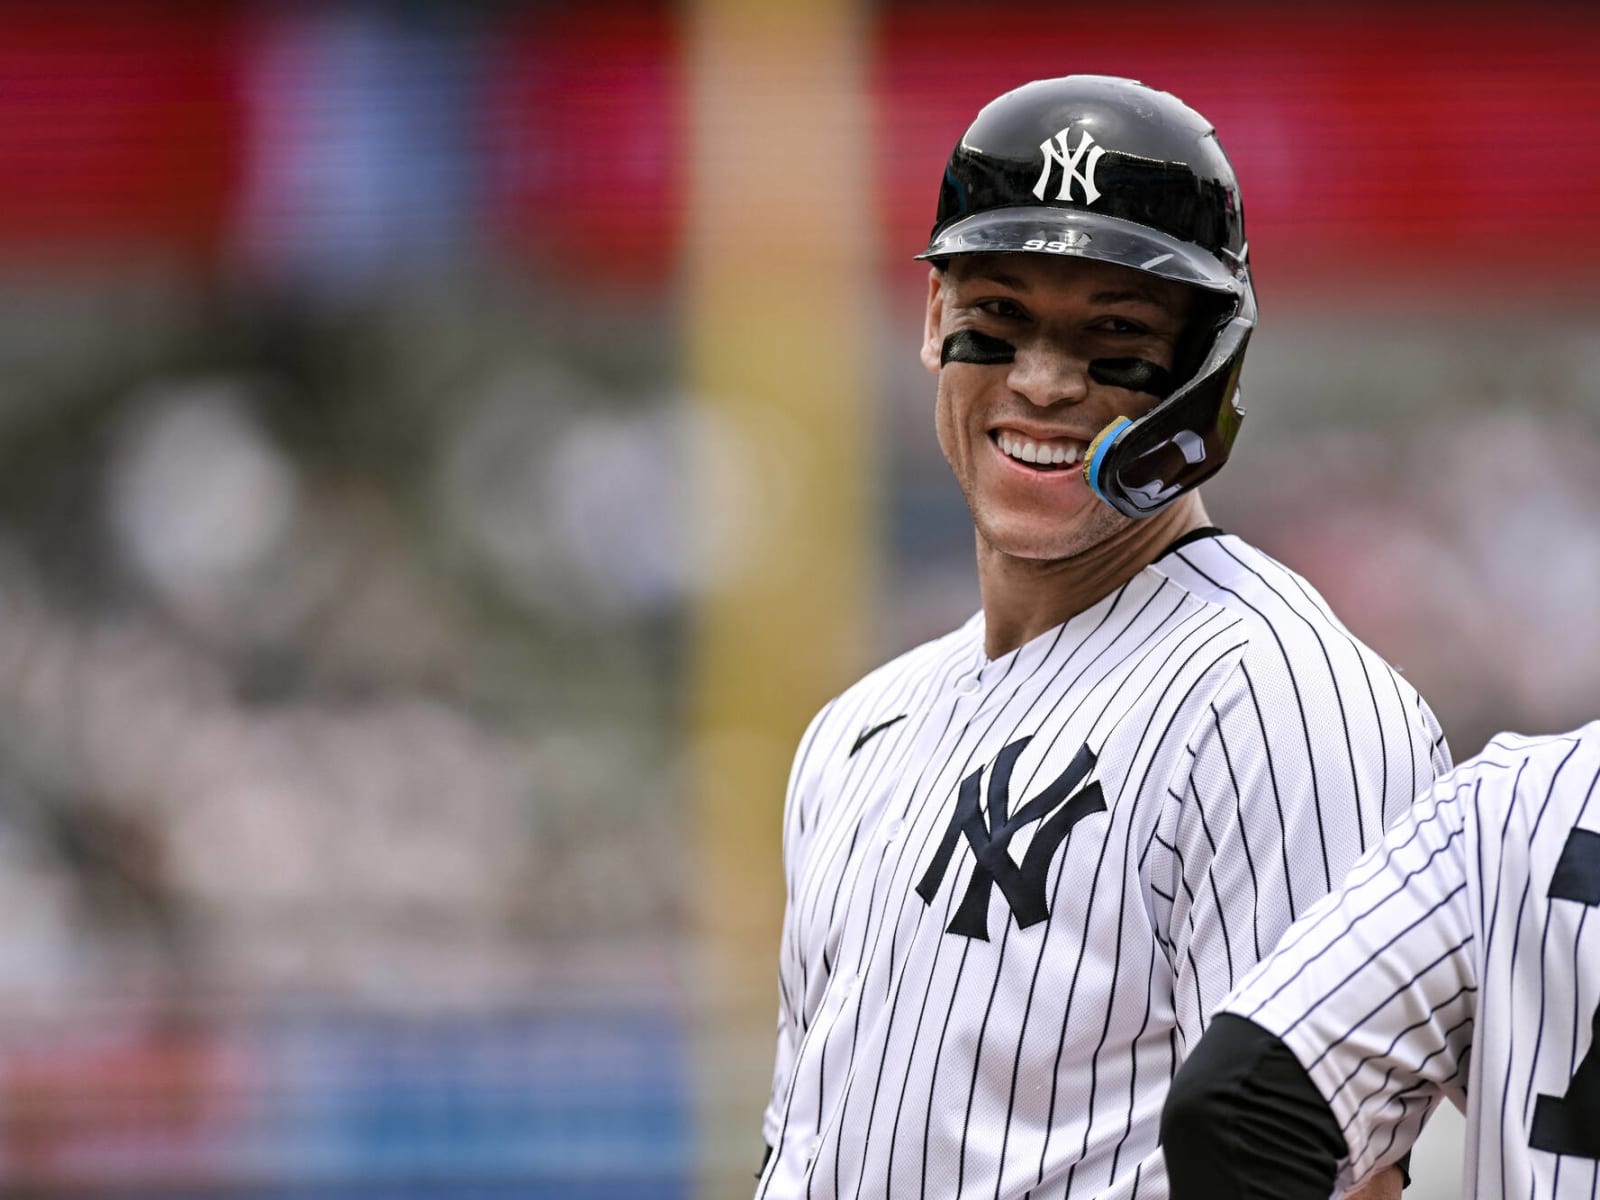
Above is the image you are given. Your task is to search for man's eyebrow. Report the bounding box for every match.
[961,269,1031,290]
[957,274,1183,314]
[1089,287,1178,310]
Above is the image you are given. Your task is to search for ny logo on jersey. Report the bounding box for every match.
[915,737,1105,940]
[1033,125,1106,205]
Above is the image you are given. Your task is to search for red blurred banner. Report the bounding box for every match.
[484,3,685,290]
[0,6,244,260]
[0,3,1595,297]
[872,3,1600,298]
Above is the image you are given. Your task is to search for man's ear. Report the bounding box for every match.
[920,267,946,374]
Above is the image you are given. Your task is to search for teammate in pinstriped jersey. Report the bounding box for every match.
[756,76,1450,1200]
[1163,723,1600,1200]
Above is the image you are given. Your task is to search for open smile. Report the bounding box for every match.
[989,429,1088,474]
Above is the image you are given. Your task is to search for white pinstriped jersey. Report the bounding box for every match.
[757,532,1449,1200]
[1221,723,1600,1199]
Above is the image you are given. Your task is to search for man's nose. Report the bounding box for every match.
[1005,340,1091,408]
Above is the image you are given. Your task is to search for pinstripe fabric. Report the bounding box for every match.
[1224,723,1600,1199]
[757,534,1448,1200]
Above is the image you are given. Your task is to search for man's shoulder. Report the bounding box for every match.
[1449,721,1600,813]
[1469,722,1600,772]
[1154,532,1387,673]
[1155,532,1449,772]
[851,610,983,695]
[802,612,984,743]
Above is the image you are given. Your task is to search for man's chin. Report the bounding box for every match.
[973,497,1134,561]
[977,523,1101,565]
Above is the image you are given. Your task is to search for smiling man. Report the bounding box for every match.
[754,76,1450,1200]
[926,254,1202,652]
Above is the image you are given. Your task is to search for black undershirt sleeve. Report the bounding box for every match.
[1161,1013,1348,1200]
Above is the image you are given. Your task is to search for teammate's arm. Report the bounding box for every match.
[1161,1018,1404,1200]
[1163,779,1475,1196]
[1160,1013,1345,1200]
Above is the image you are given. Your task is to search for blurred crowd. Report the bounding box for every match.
[0,279,692,1191]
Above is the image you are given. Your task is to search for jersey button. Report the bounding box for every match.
[880,818,903,843]
[955,675,981,695]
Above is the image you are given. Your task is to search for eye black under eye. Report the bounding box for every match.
[942,330,1015,366]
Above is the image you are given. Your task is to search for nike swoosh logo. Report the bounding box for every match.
[850,714,908,757]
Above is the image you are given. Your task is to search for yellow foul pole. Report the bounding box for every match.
[684,0,871,1194]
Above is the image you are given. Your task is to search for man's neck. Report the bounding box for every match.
[976,494,1212,660]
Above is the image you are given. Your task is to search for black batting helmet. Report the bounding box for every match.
[918,75,1256,519]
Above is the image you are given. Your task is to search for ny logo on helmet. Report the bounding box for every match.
[915,737,1105,940]
[1033,126,1105,205]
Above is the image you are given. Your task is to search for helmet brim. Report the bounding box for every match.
[915,207,1243,297]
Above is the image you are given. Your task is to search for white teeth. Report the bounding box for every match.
[996,432,1082,468]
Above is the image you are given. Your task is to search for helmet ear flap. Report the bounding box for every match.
[1085,280,1254,518]
[1172,291,1235,388]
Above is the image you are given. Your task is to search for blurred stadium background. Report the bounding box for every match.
[0,1,1594,1196]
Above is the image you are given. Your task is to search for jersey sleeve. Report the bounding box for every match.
[1217,781,1476,1191]
[1156,652,1447,1058]
[1160,1013,1347,1200]
[761,699,835,1149]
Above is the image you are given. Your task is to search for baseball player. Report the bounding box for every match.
[756,76,1450,1200]
[1162,722,1600,1200]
